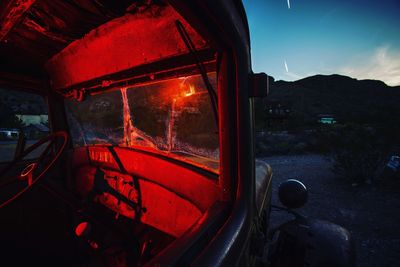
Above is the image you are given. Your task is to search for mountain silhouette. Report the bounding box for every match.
[266,74,400,125]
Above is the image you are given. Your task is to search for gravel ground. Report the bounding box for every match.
[260,154,400,267]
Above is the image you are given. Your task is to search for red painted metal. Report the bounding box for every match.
[21,16,68,43]
[75,146,221,211]
[0,0,36,41]
[74,165,203,237]
[72,145,222,237]
[75,222,90,237]
[75,165,96,197]
[139,179,202,237]
[46,5,208,90]
[114,147,221,212]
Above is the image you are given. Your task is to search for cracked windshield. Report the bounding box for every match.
[65,73,219,172]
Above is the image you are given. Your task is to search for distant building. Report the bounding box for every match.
[0,128,20,140]
[265,100,292,128]
[16,114,48,126]
[318,114,336,124]
[0,123,49,140]
[266,101,292,116]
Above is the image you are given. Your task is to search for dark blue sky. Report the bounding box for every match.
[242,0,400,85]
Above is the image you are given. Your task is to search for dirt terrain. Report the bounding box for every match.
[261,154,400,267]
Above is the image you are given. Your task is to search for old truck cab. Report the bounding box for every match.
[0,1,353,266]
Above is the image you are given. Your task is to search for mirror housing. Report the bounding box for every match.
[278,179,308,209]
[249,73,274,98]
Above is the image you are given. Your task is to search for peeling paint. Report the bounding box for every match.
[0,0,36,41]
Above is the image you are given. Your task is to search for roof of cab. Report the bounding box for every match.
[0,0,145,77]
[0,0,250,93]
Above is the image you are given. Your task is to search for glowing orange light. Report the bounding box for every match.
[184,84,196,97]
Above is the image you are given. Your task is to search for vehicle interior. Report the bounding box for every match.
[0,1,233,265]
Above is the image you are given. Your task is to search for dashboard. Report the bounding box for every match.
[71,146,222,237]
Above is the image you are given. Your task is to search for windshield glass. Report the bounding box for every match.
[65,73,219,172]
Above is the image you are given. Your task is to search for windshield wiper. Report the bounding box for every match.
[175,20,218,125]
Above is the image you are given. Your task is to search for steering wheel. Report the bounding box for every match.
[0,131,68,208]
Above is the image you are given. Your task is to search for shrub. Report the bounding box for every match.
[316,124,391,184]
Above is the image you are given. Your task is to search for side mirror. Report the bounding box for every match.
[278,179,308,209]
[249,73,274,98]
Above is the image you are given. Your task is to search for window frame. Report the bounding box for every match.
[0,86,51,163]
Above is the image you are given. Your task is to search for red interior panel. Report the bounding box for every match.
[75,167,202,237]
[72,146,221,237]
[114,147,221,212]
[46,4,207,90]
[140,179,202,237]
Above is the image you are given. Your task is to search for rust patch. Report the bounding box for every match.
[0,0,36,41]
[22,17,68,43]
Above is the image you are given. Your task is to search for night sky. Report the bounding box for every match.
[242,0,400,86]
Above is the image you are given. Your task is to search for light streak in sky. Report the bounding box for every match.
[287,0,291,9]
[284,60,289,72]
